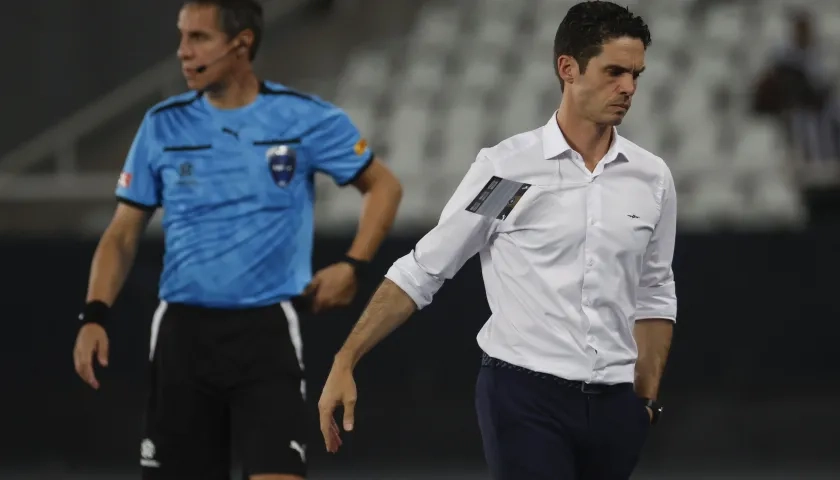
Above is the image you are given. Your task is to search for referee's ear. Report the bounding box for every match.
[233,30,254,58]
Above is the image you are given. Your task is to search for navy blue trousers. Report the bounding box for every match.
[475,356,650,480]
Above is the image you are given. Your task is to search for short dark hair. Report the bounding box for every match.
[554,1,651,90]
[185,0,264,60]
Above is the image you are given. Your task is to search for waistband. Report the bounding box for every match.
[481,352,632,395]
[162,296,310,316]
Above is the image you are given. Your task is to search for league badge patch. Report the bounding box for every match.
[266,145,297,188]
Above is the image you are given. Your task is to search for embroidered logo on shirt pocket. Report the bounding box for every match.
[624,215,655,253]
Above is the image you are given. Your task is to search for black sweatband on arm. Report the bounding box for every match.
[341,255,370,280]
[80,300,110,327]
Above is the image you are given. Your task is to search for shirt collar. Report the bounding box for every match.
[541,111,628,164]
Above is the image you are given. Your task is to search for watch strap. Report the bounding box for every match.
[642,398,663,425]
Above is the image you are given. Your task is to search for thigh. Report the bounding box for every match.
[232,375,308,478]
[475,366,579,480]
[142,306,231,480]
[231,305,307,478]
[578,389,650,480]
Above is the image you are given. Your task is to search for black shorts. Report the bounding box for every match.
[140,301,307,479]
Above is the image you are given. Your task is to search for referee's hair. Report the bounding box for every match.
[184,0,264,61]
[554,1,651,92]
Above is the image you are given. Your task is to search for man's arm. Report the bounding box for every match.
[319,155,508,448]
[345,158,403,262]
[633,319,673,400]
[332,154,499,366]
[307,108,403,258]
[633,164,678,401]
[74,113,160,389]
[87,203,154,306]
[334,278,417,368]
[88,111,161,307]
[301,106,403,311]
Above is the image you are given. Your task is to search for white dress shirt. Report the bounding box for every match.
[385,113,677,385]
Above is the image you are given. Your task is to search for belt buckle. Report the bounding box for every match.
[580,382,602,394]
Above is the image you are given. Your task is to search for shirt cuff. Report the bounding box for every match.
[634,282,677,322]
[384,251,444,310]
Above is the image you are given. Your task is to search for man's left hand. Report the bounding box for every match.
[304,262,357,313]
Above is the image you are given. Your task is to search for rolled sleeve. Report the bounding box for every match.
[384,155,498,310]
[385,251,444,309]
[635,164,678,321]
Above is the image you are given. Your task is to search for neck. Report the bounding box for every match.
[205,67,260,109]
[556,100,613,170]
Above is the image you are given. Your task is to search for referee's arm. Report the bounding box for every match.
[86,203,154,307]
[88,114,160,308]
[633,166,678,403]
[74,115,159,389]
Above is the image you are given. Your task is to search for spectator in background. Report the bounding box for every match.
[751,9,840,224]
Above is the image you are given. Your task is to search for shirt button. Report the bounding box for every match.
[587,259,594,267]
[590,218,596,226]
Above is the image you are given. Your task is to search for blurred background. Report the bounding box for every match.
[1,0,839,478]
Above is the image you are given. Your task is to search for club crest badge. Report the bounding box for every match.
[266,145,296,187]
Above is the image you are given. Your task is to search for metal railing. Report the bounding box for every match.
[0,0,308,200]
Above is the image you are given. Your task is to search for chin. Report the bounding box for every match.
[184,79,203,91]
[603,112,626,126]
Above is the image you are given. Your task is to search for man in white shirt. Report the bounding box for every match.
[317,2,676,479]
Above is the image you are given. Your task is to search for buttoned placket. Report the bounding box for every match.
[571,151,613,384]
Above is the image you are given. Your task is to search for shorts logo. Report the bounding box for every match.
[290,440,306,463]
[266,145,297,188]
[140,438,160,468]
[353,138,368,156]
[118,172,132,189]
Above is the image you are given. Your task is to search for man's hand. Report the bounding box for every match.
[317,361,357,453]
[73,323,109,389]
[304,262,357,313]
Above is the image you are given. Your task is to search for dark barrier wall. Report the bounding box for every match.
[0,230,838,473]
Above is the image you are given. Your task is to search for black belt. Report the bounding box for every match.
[481,352,632,395]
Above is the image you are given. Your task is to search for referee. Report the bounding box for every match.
[318,3,675,479]
[72,1,402,479]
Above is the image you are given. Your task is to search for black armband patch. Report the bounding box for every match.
[466,176,531,220]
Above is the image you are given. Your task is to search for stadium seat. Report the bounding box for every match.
[324,0,826,229]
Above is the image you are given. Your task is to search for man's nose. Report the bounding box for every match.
[620,74,637,96]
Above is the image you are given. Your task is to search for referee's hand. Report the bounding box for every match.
[73,323,109,390]
[317,362,357,453]
[303,262,357,313]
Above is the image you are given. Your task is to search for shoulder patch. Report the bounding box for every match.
[466,176,531,220]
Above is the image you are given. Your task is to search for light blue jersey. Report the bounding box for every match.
[115,81,373,308]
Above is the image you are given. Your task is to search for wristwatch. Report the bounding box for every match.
[642,398,663,425]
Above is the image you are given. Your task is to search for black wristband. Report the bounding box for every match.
[341,255,370,279]
[79,301,110,327]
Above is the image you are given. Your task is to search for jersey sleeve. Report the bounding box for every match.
[305,107,374,186]
[115,113,161,210]
[384,155,499,309]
